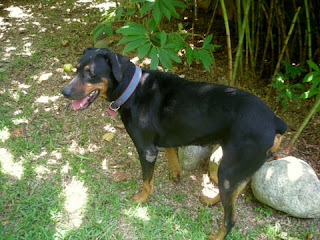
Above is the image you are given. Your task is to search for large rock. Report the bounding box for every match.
[251,156,320,218]
[178,145,212,170]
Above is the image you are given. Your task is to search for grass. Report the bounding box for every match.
[1,0,319,239]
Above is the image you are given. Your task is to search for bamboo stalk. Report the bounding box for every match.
[273,6,301,77]
[286,95,320,153]
[304,0,312,62]
[191,0,198,44]
[277,2,290,62]
[206,0,219,36]
[242,0,254,71]
[236,0,243,76]
[220,0,233,85]
[293,0,303,62]
[259,0,274,76]
[254,2,261,65]
[232,0,251,85]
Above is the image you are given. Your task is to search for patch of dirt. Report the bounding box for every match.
[0,0,319,239]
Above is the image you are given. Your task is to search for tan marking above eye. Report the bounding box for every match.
[84,65,90,71]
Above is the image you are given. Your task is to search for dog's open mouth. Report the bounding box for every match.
[72,90,100,110]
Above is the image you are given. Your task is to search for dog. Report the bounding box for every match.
[61,47,287,240]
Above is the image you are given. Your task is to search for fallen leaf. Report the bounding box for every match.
[112,172,127,182]
[103,132,114,141]
[10,128,25,138]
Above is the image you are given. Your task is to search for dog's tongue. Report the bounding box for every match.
[72,96,89,110]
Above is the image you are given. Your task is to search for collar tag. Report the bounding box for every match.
[107,107,117,117]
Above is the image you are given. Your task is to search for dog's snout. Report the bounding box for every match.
[61,86,71,98]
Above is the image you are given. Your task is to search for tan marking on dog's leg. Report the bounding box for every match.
[269,134,283,153]
[164,148,182,181]
[131,176,154,203]
[209,180,248,240]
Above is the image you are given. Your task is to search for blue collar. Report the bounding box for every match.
[108,66,142,114]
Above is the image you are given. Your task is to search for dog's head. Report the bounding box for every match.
[61,47,132,110]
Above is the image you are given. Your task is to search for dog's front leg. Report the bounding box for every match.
[132,146,158,203]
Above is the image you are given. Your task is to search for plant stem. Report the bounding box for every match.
[260,0,274,76]
[206,0,219,36]
[232,0,251,85]
[220,0,233,85]
[273,6,301,77]
[304,0,312,62]
[286,95,320,153]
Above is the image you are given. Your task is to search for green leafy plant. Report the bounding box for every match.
[270,61,306,110]
[286,60,320,152]
[133,0,186,24]
[117,20,218,71]
[93,0,219,71]
[299,60,320,102]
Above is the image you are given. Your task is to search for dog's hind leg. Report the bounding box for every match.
[132,146,158,203]
[164,148,182,181]
[209,143,269,240]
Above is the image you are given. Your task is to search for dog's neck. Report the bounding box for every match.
[108,63,142,115]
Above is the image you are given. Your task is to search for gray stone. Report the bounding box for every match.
[178,145,212,170]
[251,156,320,218]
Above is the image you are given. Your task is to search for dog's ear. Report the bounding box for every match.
[104,51,130,82]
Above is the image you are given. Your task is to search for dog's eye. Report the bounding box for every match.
[84,65,96,77]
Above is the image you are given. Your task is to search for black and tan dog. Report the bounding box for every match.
[62,47,287,239]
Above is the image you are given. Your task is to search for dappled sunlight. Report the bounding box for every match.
[35,165,52,179]
[4,6,33,19]
[22,41,33,56]
[36,95,60,103]
[201,174,219,199]
[103,123,116,133]
[0,127,10,142]
[101,158,109,171]
[69,140,86,155]
[76,0,116,11]
[124,205,150,221]
[37,72,53,83]
[12,117,29,125]
[286,160,305,182]
[68,140,101,155]
[63,176,88,228]
[61,162,71,175]
[0,148,24,179]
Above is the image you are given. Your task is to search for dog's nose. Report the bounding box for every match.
[61,86,71,98]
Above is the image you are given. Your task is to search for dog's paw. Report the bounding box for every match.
[207,232,219,240]
[131,192,149,203]
[170,170,181,182]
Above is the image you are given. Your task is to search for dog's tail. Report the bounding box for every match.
[274,116,287,134]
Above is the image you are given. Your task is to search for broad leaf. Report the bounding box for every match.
[138,43,152,59]
[118,35,147,45]
[140,1,154,15]
[150,47,159,70]
[153,2,162,24]
[303,72,320,82]
[159,31,167,47]
[159,49,173,70]
[198,49,212,71]
[300,90,320,99]
[307,60,320,71]
[123,39,149,53]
